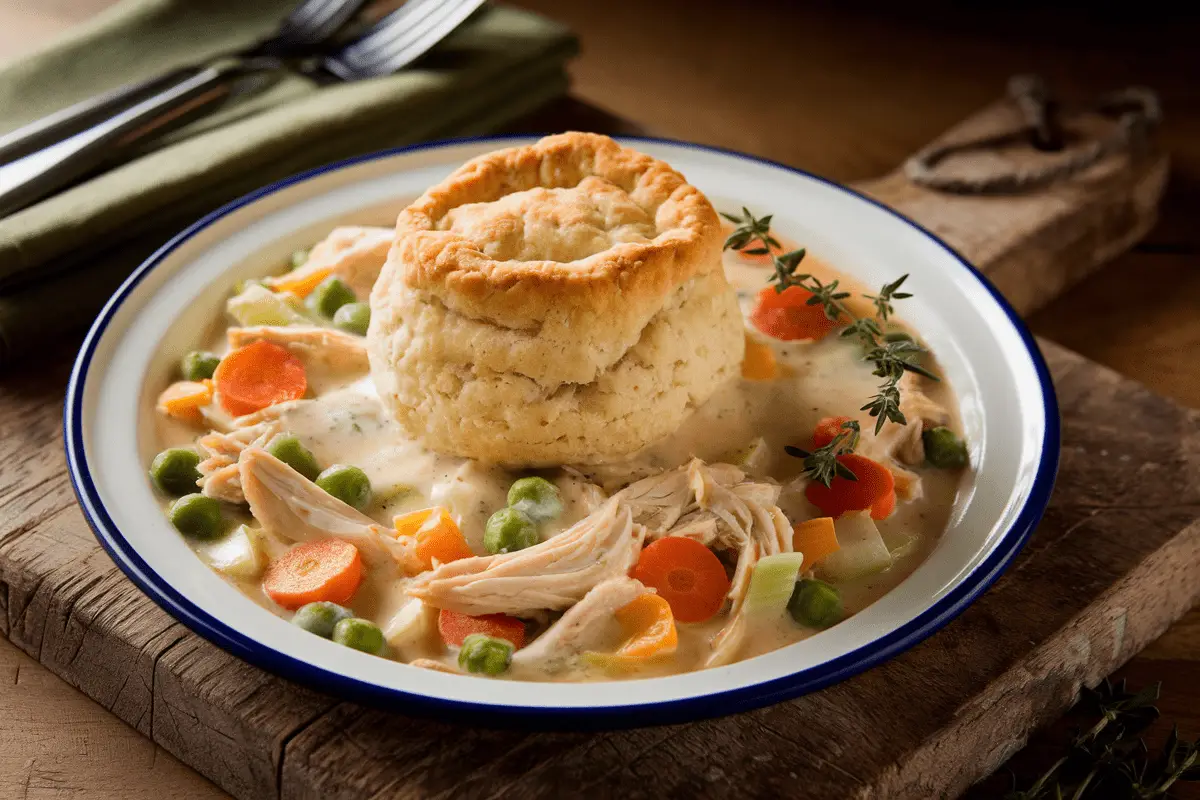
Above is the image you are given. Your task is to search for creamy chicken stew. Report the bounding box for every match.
[148,211,968,681]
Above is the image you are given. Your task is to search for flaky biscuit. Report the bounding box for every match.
[368,133,743,464]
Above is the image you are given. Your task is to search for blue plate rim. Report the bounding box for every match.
[64,134,1061,728]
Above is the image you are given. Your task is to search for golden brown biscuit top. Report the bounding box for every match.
[392,132,723,330]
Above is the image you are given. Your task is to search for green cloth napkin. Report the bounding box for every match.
[0,0,576,365]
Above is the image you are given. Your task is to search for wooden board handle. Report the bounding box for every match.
[855,97,1168,316]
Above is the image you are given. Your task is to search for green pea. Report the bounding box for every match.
[333,302,371,336]
[787,578,843,629]
[266,433,321,481]
[180,350,221,381]
[507,476,562,522]
[168,493,224,540]
[149,448,202,496]
[484,507,539,555]
[290,248,310,269]
[307,276,356,319]
[923,426,969,469]
[291,601,353,638]
[315,464,371,510]
[458,633,513,676]
[332,617,386,656]
[884,330,914,344]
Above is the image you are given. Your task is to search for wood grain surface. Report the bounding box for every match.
[1,336,1196,799]
[2,1,1199,798]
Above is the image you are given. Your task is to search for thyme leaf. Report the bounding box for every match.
[864,273,913,321]
[721,208,934,436]
[1003,679,1198,800]
[784,420,860,487]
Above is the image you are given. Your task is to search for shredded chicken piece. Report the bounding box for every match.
[618,459,793,668]
[196,422,280,502]
[624,459,789,567]
[409,658,461,675]
[706,611,748,669]
[867,374,949,463]
[406,459,788,671]
[231,399,312,429]
[406,499,645,616]
[569,461,669,495]
[512,577,648,673]
[858,373,951,504]
[616,468,692,531]
[891,464,924,502]
[238,447,408,569]
[269,226,392,299]
[227,325,369,374]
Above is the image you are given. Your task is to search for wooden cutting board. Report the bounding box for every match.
[0,95,1193,800]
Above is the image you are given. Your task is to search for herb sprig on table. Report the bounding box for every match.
[722,207,939,459]
[1003,679,1199,799]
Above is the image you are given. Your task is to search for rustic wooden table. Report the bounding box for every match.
[1,1,1197,797]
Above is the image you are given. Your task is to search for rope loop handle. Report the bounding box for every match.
[905,75,1161,194]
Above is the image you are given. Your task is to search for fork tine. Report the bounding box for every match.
[342,0,445,58]
[336,0,485,76]
[278,0,368,44]
[367,0,485,74]
[304,0,370,37]
[279,0,336,32]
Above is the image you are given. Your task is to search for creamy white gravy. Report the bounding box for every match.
[154,246,965,680]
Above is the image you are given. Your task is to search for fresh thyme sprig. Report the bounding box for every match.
[784,420,860,487]
[1003,679,1199,800]
[722,207,937,435]
[722,207,778,253]
[860,338,941,430]
[722,209,847,321]
[840,317,883,350]
[864,274,912,322]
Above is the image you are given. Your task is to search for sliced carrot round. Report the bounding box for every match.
[263,538,362,610]
[438,609,526,649]
[813,415,854,448]
[871,486,897,520]
[214,339,307,416]
[750,286,839,342]
[804,454,896,520]
[632,537,731,623]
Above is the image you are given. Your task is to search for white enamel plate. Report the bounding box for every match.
[65,137,1059,726]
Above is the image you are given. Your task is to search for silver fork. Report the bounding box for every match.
[0,0,370,165]
[0,0,485,219]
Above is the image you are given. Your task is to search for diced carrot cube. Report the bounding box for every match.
[156,379,214,423]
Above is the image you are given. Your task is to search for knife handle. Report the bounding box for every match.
[0,68,207,166]
[0,59,281,220]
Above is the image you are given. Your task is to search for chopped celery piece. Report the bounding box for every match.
[743,552,806,616]
[200,524,265,579]
[726,437,770,474]
[375,483,418,504]
[233,277,263,295]
[226,283,306,327]
[383,599,440,658]
[819,512,892,581]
